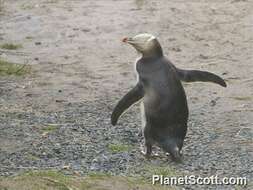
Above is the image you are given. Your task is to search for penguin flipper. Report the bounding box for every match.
[176,68,227,87]
[111,83,144,126]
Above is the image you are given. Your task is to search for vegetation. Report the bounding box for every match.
[230,96,252,101]
[144,165,177,177]
[25,36,33,40]
[0,43,22,50]
[108,143,131,153]
[0,170,170,190]
[0,59,30,76]
[41,124,60,133]
[0,0,4,12]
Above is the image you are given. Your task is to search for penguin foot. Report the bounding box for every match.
[153,152,159,157]
[170,152,183,163]
[141,145,152,158]
[141,149,162,159]
[137,129,142,137]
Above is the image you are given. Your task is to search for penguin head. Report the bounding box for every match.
[122,33,163,58]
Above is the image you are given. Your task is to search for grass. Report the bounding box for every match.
[0,0,4,12]
[25,36,34,40]
[21,4,34,10]
[41,124,60,133]
[0,170,249,190]
[46,0,59,3]
[0,59,30,76]
[108,143,131,153]
[0,43,22,50]
[230,96,252,101]
[26,154,39,161]
[144,165,178,178]
[0,170,80,190]
[0,170,170,190]
[87,171,112,179]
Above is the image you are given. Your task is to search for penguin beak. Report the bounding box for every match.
[122,37,128,43]
[122,37,134,44]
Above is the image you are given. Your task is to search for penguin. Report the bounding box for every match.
[111,33,226,161]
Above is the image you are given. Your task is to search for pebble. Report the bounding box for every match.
[0,99,252,190]
[35,42,41,45]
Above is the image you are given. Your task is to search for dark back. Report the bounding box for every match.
[136,57,189,126]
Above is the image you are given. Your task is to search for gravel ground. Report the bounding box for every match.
[0,0,252,189]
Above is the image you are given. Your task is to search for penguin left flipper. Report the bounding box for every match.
[176,68,227,87]
[111,82,144,126]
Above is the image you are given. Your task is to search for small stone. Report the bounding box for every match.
[172,47,181,52]
[237,127,252,140]
[74,171,81,176]
[42,132,48,138]
[210,100,216,106]
[62,165,71,170]
[81,28,90,33]
[55,99,65,103]
[35,42,41,45]
[199,54,208,59]
[25,93,33,97]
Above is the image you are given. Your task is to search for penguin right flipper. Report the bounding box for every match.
[111,83,144,126]
[176,68,227,87]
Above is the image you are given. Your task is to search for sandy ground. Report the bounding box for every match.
[0,0,252,189]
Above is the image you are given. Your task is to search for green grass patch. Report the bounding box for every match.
[46,0,59,3]
[108,143,131,153]
[41,124,59,133]
[0,0,4,12]
[88,171,112,179]
[20,3,35,10]
[0,43,22,50]
[0,59,30,76]
[26,154,39,161]
[0,170,78,190]
[230,96,252,101]
[25,170,69,183]
[0,170,169,190]
[144,165,178,177]
[25,36,34,40]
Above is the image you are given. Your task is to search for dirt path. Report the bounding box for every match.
[0,0,252,189]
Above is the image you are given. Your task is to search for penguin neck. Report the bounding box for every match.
[141,41,163,60]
